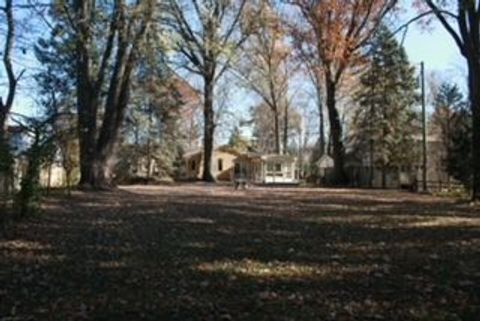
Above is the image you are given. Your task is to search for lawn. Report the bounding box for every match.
[1,184,479,320]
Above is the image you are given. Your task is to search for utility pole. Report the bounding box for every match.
[421,62,427,192]
[369,66,375,188]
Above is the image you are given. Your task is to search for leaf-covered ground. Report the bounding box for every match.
[1,184,479,320]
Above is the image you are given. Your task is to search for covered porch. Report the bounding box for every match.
[233,154,298,184]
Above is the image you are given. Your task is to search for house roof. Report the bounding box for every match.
[260,154,296,162]
[183,145,242,159]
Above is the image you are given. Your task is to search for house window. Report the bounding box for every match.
[218,158,223,171]
[275,163,282,172]
[191,160,196,171]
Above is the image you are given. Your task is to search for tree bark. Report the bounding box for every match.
[74,0,98,188]
[273,108,281,154]
[469,59,480,200]
[202,75,215,182]
[325,77,347,185]
[382,167,386,189]
[317,86,325,157]
[77,90,97,187]
[0,112,6,143]
[283,103,288,154]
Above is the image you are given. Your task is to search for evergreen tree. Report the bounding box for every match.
[430,82,467,186]
[446,109,472,189]
[116,60,190,182]
[351,25,418,187]
[228,125,251,153]
[433,84,474,189]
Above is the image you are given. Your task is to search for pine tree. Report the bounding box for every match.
[429,83,473,189]
[228,125,251,153]
[352,25,418,187]
[430,82,467,186]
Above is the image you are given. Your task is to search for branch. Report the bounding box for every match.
[1,0,21,119]
[94,0,119,92]
[423,0,465,55]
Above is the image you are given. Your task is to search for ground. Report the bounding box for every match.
[1,184,479,321]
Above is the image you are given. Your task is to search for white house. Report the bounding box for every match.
[233,153,298,184]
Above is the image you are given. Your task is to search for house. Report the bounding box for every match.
[183,147,299,184]
[183,146,240,181]
[233,153,299,184]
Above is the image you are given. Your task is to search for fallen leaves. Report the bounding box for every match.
[0,184,479,320]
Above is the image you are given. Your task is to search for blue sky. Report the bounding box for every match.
[4,5,468,120]
[402,19,466,88]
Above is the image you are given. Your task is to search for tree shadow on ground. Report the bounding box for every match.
[0,184,479,320]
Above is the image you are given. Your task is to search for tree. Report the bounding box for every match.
[11,114,56,218]
[0,0,25,194]
[34,59,79,193]
[290,0,396,184]
[293,25,325,160]
[237,0,294,154]
[165,0,254,181]
[52,0,155,188]
[228,125,251,152]
[446,105,472,189]
[413,0,480,199]
[118,65,189,182]
[251,102,301,154]
[351,25,418,188]
[430,82,466,186]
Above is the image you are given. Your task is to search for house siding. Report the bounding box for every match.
[184,150,237,181]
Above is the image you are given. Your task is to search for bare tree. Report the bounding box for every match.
[293,31,325,159]
[0,0,25,141]
[236,0,295,154]
[165,0,253,181]
[0,0,27,198]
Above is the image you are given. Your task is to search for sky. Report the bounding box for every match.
[402,20,466,88]
[2,3,468,123]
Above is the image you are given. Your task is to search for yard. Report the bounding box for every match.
[1,184,479,321]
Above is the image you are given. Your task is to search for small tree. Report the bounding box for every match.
[13,116,56,218]
[228,125,251,152]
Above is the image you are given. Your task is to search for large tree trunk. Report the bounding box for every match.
[273,108,281,154]
[0,113,6,141]
[283,103,288,154]
[469,59,480,200]
[317,87,325,157]
[77,93,97,187]
[75,0,98,188]
[202,76,215,182]
[382,167,387,189]
[325,77,347,185]
[93,54,134,188]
